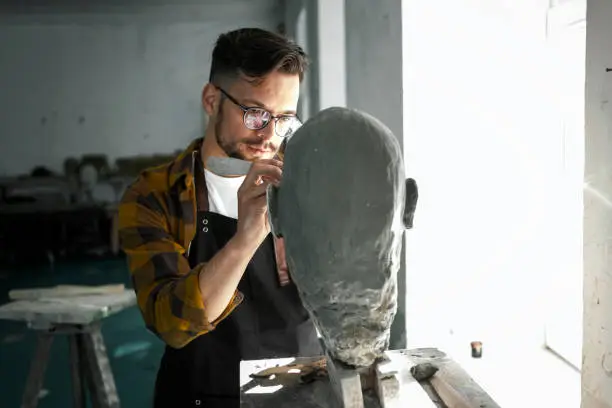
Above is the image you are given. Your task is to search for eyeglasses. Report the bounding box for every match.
[216,86,302,138]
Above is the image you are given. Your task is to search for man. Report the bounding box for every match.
[118,28,321,407]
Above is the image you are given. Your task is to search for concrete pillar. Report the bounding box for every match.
[303,0,320,118]
[283,0,303,40]
[316,0,346,109]
[583,0,612,407]
[345,0,403,148]
[283,0,312,120]
[291,0,346,117]
[344,0,406,349]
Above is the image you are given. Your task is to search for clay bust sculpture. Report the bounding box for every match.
[208,106,418,368]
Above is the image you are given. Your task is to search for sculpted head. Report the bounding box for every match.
[267,107,418,366]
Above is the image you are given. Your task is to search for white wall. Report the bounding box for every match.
[402,0,582,405]
[0,0,282,176]
[543,0,586,372]
[583,1,612,406]
[402,0,553,345]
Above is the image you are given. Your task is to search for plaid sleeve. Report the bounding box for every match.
[118,177,242,349]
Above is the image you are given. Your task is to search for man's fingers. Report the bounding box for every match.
[253,162,282,180]
[244,160,283,186]
[253,158,283,168]
[240,183,269,200]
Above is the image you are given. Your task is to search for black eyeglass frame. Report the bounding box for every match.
[215,86,302,138]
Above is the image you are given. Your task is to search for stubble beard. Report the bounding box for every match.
[214,106,246,160]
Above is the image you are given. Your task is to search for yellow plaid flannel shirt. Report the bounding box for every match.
[118,138,243,349]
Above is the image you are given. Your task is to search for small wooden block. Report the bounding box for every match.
[325,352,364,408]
[376,351,438,408]
[375,372,400,408]
[374,354,400,407]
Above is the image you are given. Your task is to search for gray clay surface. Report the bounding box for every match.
[268,107,409,367]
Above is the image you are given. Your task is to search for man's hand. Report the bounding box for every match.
[236,159,283,248]
[197,158,283,322]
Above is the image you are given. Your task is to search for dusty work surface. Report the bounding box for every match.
[239,349,452,408]
[240,348,501,408]
[239,355,382,408]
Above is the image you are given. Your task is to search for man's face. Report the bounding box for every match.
[211,71,300,161]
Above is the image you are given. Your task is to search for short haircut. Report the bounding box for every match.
[209,27,308,87]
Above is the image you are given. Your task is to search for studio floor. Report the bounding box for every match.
[0,257,164,408]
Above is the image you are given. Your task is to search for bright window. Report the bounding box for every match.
[543,0,586,371]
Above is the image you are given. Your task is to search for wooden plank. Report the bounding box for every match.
[9,284,125,301]
[406,348,500,408]
[0,290,136,326]
[428,360,500,408]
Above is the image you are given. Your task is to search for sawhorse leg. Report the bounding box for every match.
[21,332,54,408]
[21,322,120,408]
[80,323,120,408]
[68,333,86,408]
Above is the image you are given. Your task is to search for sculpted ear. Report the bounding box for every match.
[404,178,418,229]
[267,184,282,238]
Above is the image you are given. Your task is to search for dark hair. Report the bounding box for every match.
[209,28,308,86]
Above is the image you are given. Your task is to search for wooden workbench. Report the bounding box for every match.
[240,348,500,408]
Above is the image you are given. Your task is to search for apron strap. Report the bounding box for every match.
[272,237,291,286]
[193,151,210,212]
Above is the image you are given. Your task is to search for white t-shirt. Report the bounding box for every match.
[204,168,245,219]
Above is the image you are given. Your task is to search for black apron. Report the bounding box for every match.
[153,210,322,408]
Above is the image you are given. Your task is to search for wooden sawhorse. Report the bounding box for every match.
[0,290,136,408]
